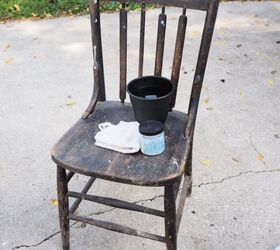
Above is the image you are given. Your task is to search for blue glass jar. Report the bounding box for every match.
[139,120,165,156]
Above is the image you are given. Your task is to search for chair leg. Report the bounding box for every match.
[164,184,177,250]
[57,166,70,250]
[186,143,193,197]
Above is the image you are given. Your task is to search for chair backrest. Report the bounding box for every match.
[84,0,219,138]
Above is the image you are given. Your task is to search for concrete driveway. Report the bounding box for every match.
[0,1,279,249]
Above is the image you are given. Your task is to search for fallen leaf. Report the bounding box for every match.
[255,51,263,56]
[4,58,13,64]
[50,199,58,206]
[14,4,20,12]
[202,98,209,104]
[236,44,242,48]
[271,70,277,75]
[6,44,11,49]
[66,101,76,106]
[206,107,214,111]
[257,153,264,161]
[240,91,245,97]
[268,79,274,86]
[200,159,213,167]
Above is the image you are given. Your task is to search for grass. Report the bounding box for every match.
[0,0,154,21]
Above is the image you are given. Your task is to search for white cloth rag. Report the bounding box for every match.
[94,121,141,154]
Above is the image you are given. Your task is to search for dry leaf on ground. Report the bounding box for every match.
[257,153,264,161]
[240,91,245,97]
[66,101,77,106]
[50,199,58,206]
[268,79,274,86]
[200,159,213,167]
[4,59,13,64]
[203,98,209,104]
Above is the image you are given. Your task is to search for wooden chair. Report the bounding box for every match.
[51,0,219,249]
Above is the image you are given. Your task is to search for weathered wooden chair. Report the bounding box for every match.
[51,0,219,249]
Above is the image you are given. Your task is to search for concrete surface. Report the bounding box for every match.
[0,2,280,250]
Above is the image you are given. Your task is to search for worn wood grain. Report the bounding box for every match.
[120,3,127,102]
[154,8,166,76]
[52,101,188,186]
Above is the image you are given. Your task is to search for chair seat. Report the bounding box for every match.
[51,101,189,186]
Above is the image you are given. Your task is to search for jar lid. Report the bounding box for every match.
[139,120,164,136]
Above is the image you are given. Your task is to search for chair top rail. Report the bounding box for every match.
[101,0,209,11]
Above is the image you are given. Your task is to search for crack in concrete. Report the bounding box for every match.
[11,231,60,250]
[11,168,279,249]
[194,168,280,188]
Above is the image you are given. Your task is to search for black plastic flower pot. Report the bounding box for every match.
[127,75,174,123]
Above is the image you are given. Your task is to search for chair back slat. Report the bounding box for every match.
[154,7,166,76]
[170,10,187,109]
[86,0,219,133]
[119,3,128,103]
[89,0,106,101]
[138,3,146,77]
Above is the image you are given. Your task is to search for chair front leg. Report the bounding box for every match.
[164,184,177,250]
[57,166,70,250]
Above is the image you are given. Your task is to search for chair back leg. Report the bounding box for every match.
[164,184,177,250]
[57,166,70,250]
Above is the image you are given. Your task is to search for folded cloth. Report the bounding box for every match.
[94,121,141,154]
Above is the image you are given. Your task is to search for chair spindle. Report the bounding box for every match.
[170,9,187,110]
[138,3,146,77]
[120,3,128,103]
[154,7,167,76]
[83,0,104,119]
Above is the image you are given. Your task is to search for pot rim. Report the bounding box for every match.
[127,75,174,101]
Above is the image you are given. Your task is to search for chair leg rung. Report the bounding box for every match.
[69,177,96,214]
[68,214,166,243]
[68,191,165,217]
